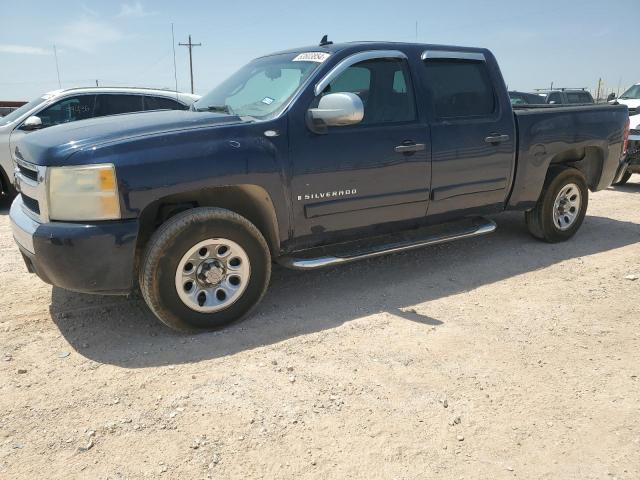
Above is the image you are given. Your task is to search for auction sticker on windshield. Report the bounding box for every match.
[292,52,330,63]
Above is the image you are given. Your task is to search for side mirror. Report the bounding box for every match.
[307,92,364,134]
[606,93,616,102]
[22,116,43,131]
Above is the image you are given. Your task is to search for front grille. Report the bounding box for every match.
[628,107,638,116]
[21,193,40,215]
[16,162,38,182]
[14,159,47,221]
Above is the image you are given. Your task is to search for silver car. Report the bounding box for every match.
[0,87,200,196]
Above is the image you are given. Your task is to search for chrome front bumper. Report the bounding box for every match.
[10,196,38,254]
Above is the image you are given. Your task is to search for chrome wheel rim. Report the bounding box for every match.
[553,183,581,231]
[175,238,250,313]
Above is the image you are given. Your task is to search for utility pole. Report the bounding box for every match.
[179,34,201,94]
[53,44,61,88]
[596,77,602,103]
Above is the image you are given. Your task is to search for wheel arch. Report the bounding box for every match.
[507,144,605,210]
[136,184,282,257]
[549,145,604,191]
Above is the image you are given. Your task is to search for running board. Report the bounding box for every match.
[278,217,496,270]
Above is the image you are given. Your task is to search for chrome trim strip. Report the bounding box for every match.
[14,161,48,222]
[278,219,496,270]
[10,197,39,254]
[314,50,408,96]
[421,50,486,62]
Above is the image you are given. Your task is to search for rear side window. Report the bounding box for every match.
[423,60,495,118]
[36,95,96,128]
[547,92,563,104]
[95,94,144,116]
[144,95,185,111]
[566,92,592,104]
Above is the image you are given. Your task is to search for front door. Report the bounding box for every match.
[288,53,431,244]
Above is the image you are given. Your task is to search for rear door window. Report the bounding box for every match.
[35,95,96,128]
[95,94,144,117]
[423,59,496,118]
[144,95,185,110]
[547,92,563,104]
[566,92,592,104]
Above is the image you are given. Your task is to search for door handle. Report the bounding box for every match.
[394,143,426,153]
[484,134,510,144]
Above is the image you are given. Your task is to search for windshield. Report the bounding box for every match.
[619,84,640,100]
[193,52,327,119]
[0,95,49,126]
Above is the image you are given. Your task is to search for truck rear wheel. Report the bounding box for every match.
[525,168,588,243]
[139,207,271,332]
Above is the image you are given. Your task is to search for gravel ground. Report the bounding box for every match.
[1,178,639,480]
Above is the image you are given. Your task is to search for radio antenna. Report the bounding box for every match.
[171,23,178,100]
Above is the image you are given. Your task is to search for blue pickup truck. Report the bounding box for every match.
[10,41,630,331]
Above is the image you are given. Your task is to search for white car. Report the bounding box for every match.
[614,83,640,116]
[612,84,640,185]
[0,87,199,196]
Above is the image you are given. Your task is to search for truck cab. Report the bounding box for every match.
[543,89,594,105]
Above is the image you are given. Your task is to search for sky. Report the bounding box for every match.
[0,0,636,101]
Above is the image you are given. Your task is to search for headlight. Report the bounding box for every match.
[47,164,120,221]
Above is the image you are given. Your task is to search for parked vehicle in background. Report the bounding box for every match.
[508,91,546,105]
[613,111,640,185]
[537,88,595,105]
[611,83,640,116]
[9,41,629,332]
[0,87,200,197]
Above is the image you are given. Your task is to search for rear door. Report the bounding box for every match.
[419,50,515,217]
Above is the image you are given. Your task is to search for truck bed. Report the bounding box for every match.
[507,103,628,210]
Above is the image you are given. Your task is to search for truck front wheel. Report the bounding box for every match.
[525,168,588,243]
[139,207,271,332]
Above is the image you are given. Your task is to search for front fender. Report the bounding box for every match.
[68,119,291,245]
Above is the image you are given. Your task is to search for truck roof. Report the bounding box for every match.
[261,41,490,58]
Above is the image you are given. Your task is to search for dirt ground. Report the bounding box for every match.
[0,178,639,480]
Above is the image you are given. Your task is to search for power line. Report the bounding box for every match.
[178,34,201,94]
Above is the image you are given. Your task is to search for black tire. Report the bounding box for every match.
[139,207,271,332]
[612,170,632,186]
[0,169,17,199]
[525,167,588,243]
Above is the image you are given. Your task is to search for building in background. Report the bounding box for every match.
[0,101,27,117]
